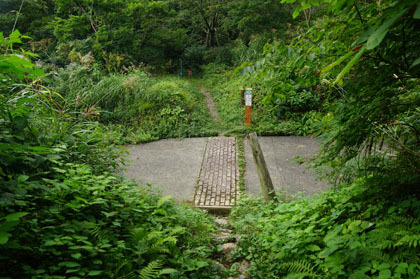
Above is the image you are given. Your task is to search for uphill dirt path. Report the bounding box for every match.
[201,88,219,122]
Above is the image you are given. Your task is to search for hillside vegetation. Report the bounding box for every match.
[1,0,420,278]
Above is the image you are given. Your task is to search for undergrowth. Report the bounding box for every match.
[1,164,221,278]
[1,31,222,279]
[230,179,420,279]
[50,64,219,143]
[199,63,324,137]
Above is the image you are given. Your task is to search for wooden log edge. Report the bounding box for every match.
[247,132,276,202]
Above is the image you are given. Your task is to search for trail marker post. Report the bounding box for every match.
[244,88,252,126]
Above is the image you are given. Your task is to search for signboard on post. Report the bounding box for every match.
[244,88,252,126]
[245,89,252,106]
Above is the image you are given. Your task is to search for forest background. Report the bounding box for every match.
[1,0,420,278]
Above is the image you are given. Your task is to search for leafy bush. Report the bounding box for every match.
[1,30,221,279]
[1,164,219,279]
[230,179,420,279]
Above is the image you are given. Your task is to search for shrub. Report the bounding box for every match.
[1,164,219,278]
[230,180,420,279]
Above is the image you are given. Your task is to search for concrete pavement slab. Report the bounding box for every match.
[245,136,329,197]
[122,138,208,202]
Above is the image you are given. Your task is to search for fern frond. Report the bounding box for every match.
[153,236,178,247]
[375,239,395,250]
[131,227,147,244]
[139,260,163,279]
[147,230,164,240]
[361,247,392,263]
[115,260,136,279]
[279,260,322,279]
[395,234,420,248]
[91,224,111,242]
[148,247,171,254]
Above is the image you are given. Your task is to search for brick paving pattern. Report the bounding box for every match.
[194,137,240,207]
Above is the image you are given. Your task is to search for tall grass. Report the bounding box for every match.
[50,65,218,143]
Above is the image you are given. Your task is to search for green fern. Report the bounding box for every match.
[131,227,147,244]
[115,260,136,279]
[395,233,420,248]
[91,224,111,242]
[280,260,322,279]
[139,260,163,279]
[360,247,392,263]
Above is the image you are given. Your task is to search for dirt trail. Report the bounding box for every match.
[200,88,219,122]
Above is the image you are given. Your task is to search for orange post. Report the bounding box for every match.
[244,88,252,126]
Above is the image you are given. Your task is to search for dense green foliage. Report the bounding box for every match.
[230,179,420,278]
[49,65,218,143]
[207,0,420,189]
[204,2,420,278]
[2,164,219,278]
[1,30,221,278]
[2,0,420,278]
[0,0,295,71]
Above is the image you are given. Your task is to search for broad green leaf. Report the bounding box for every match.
[320,50,354,74]
[332,0,352,12]
[21,49,40,58]
[292,7,300,18]
[334,46,367,85]
[414,5,420,19]
[354,26,375,45]
[301,3,311,10]
[0,32,8,45]
[309,0,320,6]
[66,269,80,274]
[9,30,23,44]
[17,175,29,183]
[395,262,408,273]
[159,268,178,275]
[412,57,420,67]
[87,270,102,276]
[307,244,321,251]
[44,240,60,246]
[378,269,391,279]
[71,253,82,259]
[59,262,80,268]
[0,231,11,245]
[319,245,339,258]
[366,9,408,50]
[5,212,28,221]
[157,195,173,208]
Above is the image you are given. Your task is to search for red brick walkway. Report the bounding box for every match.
[194,137,240,208]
